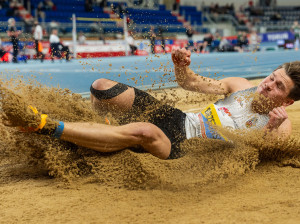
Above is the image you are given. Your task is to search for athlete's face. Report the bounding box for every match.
[257,68,295,107]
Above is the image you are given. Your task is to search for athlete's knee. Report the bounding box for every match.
[90,79,129,101]
[132,123,171,159]
[131,123,164,144]
[91,78,112,91]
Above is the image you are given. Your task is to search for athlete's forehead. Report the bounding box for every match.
[273,68,295,91]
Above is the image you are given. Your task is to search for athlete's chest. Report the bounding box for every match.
[214,94,268,130]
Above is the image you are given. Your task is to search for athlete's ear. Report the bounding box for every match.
[282,98,294,107]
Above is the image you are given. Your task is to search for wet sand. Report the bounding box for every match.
[0,79,299,224]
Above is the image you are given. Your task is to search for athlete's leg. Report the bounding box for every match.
[0,86,171,159]
[61,121,171,159]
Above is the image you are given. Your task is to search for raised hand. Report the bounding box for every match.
[171,48,191,67]
[265,106,288,131]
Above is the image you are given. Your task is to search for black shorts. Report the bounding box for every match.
[119,88,187,159]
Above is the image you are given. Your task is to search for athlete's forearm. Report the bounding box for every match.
[174,65,226,95]
[174,65,197,89]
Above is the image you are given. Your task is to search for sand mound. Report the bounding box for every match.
[0,78,299,191]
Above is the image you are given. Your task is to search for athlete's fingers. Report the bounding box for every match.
[172,48,191,66]
[271,106,288,119]
[279,106,288,116]
[270,110,283,120]
[276,106,288,118]
[269,110,278,119]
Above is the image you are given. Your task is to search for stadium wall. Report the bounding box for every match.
[180,0,300,9]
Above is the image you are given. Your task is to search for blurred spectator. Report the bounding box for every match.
[209,3,215,13]
[214,31,221,41]
[49,20,59,32]
[98,22,105,44]
[78,31,86,45]
[7,18,21,63]
[173,0,180,11]
[118,3,127,16]
[248,29,260,51]
[291,20,300,50]
[99,0,107,8]
[186,25,194,50]
[157,26,165,53]
[0,0,8,9]
[236,31,249,52]
[271,12,282,21]
[125,31,137,55]
[218,37,235,52]
[49,29,70,61]
[248,0,254,8]
[199,33,213,53]
[23,18,34,34]
[212,31,222,51]
[36,3,46,23]
[6,0,19,17]
[111,3,117,14]
[249,6,264,16]
[85,0,93,12]
[38,0,56,11]
[33,20,45,62]
[90,22,98,33]
[149,26,156,54]
[111,2,127,17]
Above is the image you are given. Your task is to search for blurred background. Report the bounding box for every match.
[0,0,299,62]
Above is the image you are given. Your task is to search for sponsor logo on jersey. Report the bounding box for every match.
[245,117,258,128]
[218,107,232,116]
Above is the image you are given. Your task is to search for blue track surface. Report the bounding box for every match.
[1,50,299,96]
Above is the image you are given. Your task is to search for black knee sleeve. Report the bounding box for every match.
[90,82,129,100]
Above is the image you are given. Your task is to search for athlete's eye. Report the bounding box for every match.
[277,83,284,90]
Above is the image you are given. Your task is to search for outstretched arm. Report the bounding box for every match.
[172,48,253,95]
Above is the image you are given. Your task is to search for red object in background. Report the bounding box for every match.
[135,50,148,56]
[77,52,126,58]
[0,52,10,62]
[154,44,180,53]
[174,40,188,48]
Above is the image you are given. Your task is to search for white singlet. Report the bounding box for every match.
[185,87,270,140]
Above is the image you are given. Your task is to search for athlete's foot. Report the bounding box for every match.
[0,87,58,133]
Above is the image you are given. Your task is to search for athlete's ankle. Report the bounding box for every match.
[39,120,64,139]
[24,106,64,138]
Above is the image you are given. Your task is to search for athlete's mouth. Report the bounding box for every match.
[257,85,267,96]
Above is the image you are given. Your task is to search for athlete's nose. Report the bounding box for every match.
[265,82,274,91]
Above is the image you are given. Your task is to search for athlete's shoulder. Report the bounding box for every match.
[220,77,254,94]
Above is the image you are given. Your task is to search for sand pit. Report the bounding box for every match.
[0,78,299,223]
